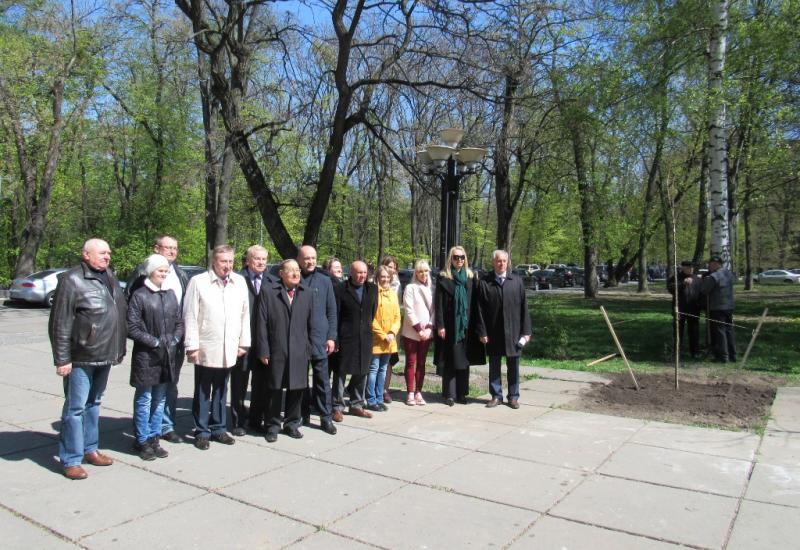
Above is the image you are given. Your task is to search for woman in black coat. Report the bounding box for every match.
[434,246,484,406]
[127,254,184,460]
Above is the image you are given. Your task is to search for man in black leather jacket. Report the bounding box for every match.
[126,235,189,443]
[49,238,127,480]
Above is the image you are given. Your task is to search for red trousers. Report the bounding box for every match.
[403,337,431,393]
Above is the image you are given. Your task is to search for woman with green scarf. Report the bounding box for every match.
[434,246,485,406]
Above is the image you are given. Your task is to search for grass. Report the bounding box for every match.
[524,284,800,378]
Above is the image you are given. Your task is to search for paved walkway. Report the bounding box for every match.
[1,306,798,549]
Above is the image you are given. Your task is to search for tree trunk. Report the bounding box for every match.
[708,0,731,267]
[494,72,519,251]
[692,143,710,265]
[743,171,754,289]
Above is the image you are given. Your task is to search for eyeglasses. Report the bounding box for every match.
[453,255,466,261]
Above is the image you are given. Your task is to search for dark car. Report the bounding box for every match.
[179,265,207,279]
[552,266,575,288]
[530,269,555,290]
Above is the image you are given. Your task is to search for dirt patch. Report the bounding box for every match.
[570,370,778,431]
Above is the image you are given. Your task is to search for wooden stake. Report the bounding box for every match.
[587,353,618,367]
[739,308,768,369]
[600,306,639,390]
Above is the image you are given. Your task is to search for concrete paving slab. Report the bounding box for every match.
[766,415,800,433]
[0,383,61,406]
[285,531,376,550]
[330,483,536,549]
[0,365,63,393]
[726,500,800,550]
[745,462,800,507]
[382,413,514,449]
[1,454,203,540]
[433,400,551,426]
[510,515,685,549]
[0,421,56,456]
[518,378,592,395]
[318,432,469,482]
[630,421,760,461]
[0,396,67,424]
[220,458,405,526]
[516,389,580,408]
[0,507,81,549]
[529,367,613,384]
[550,475,738,549]
[418,451,586,512]
[599,442,752,497]
[757,431,800,467]
[335,402,429,432]
[81,493,315,549]
[242,423,373,458]
[484,425,627,471]
[529,408,645,436]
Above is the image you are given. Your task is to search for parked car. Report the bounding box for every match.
[179,265,206,279]
[756,269,800,284]
[514,264,540,275]
[9,268,68,307]
[552,266,575,288]
[790,269,800,275]
[530,269,555,290]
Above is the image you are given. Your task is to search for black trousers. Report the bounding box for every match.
[229,365,250,429]
[674,311,701,355]
[302,356,332,422]
[266,388,302,434]
[709,309,736,361]
[248,365,267,429]
[192,365,230,437]
[441,367,469,401]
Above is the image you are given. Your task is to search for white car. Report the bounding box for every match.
[9,268,68,307]
[756,270,800,284]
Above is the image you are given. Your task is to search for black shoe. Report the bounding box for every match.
[147,437,169,458]
[379,403,389,411]
[231,427,246,437]
[135,440,156,461]
[456,397,468,405]
[248,423,265,434]
[320,421,337,435]
[302,416,312,427]
[161,431,182,444]
[194,436,210,450]
[282,426,304,439]
[445,398,455,407]
[486,398,501,408]
[210,432,236,445]
[367,404,383,412]
[265,432,278,443]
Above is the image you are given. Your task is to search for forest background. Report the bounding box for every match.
[1,0,798,294]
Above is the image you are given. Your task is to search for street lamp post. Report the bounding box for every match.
[417,129,487,269]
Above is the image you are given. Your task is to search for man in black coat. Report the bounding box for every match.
[298,245,338,435]
[477,250,532,409]
[255,259,314,442]
[331,260,378,421]
[667,260,702,359]
[230,245,271,435]
[125,234,189,443]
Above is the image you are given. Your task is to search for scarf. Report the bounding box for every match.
[453,267,468,342]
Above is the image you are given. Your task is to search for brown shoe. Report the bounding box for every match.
[63,465,88,480]
[83,451,113,466]
[332,409,344,423]
[349,407,373,419]
[485,398,501,408]
[508,399,520,409]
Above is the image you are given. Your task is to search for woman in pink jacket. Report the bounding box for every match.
[400,260,434,405]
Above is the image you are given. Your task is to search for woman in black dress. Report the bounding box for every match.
[434,246,484,406]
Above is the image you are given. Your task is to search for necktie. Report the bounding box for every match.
[287,288,295,303]
[222,277,229,287]
[498,276,505,286]
[254,275,261,295]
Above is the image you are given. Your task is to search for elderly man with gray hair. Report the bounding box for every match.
[49,238,128,479]
[477,249,532,409]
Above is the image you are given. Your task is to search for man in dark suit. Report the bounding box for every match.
[255,259,314,442]
[331,260,378,421]
[298,245,338,435]
[230,245,270,435]
[477,250,532,409]
[125,234,189,443]
[667,260,702,359]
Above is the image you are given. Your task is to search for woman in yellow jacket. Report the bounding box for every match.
[366,265,401,412]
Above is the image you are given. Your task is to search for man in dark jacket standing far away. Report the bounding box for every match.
[701,255,736,363]
[256,259,314,442]
[477,249,532,409]
[49,238,128,480]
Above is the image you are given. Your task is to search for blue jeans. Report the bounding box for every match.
[488,355,520,401]
[59,363,111,467]
[366,354,390,406]
[192,365,230,438]
[133,383,168,444]
[160,380,179,435]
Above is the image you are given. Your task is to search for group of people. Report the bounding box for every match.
[49,236,531,479]
[668,256,736,363]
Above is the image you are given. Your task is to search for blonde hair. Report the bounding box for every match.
[412,259,432,289]
[375,265,392,288]
[442,246,473,280]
